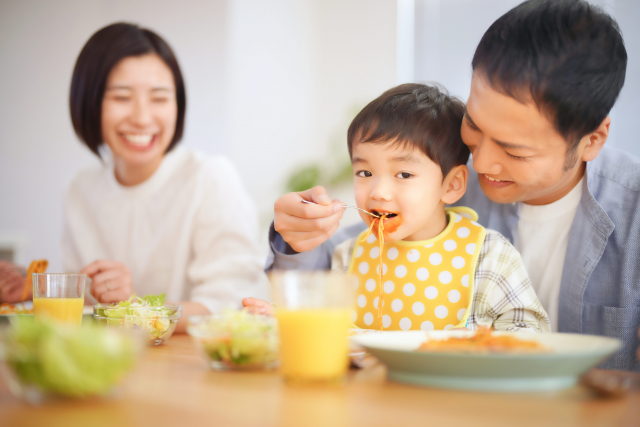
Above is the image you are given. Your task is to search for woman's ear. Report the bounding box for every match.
[441,165,468,205]
[580,116,609,162]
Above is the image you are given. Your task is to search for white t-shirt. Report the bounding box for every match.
[514,177,583,332]
[62,148,269,312]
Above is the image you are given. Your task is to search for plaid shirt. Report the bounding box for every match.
[332,229,550,333]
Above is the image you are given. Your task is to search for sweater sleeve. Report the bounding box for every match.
[186,158,269,312]
[469,230,551,333]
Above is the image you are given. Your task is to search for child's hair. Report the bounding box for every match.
[472,0,627,149]
[347,83,468,179]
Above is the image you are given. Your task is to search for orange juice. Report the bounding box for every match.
[276,308,351,381]
[33,297,83,325]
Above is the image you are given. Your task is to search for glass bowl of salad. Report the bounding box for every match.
[187,310,278,371]
[0,317,142,404]
[93,294,181,345]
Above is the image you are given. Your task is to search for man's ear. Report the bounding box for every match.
[580,116,610,162]
[441,164,468,205]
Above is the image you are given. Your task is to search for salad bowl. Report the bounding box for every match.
[93,294,181,345]
[0,317,142,404]
[187,311,279,371]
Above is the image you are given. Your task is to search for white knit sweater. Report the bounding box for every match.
[61,148,268,311]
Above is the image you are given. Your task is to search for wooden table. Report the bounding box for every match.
[1,334,638,427]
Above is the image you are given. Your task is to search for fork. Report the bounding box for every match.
[300,199,380,218]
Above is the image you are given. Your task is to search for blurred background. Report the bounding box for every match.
[0,0,638,271]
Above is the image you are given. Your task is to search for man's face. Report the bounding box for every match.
[461,74,584,205]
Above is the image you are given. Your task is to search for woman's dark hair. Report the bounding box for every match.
[472,0,627,149]
[70,23,186,157]
[347,83,468,179]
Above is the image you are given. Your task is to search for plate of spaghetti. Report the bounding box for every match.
[352,328,621,392]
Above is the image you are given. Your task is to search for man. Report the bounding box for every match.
[267,0,639,372]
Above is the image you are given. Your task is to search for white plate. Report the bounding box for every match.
[352,330,621,392]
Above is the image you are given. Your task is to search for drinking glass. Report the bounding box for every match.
[270,271,355,383]
[33,273,86,325]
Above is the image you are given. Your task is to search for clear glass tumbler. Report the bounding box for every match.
[270,271,355,383]
[33,273,86,325]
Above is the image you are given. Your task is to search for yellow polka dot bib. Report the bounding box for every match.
[348,207,486,331]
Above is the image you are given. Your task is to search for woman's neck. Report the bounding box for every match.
[113,156,164,186]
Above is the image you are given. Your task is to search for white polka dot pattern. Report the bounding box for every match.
[349,209,483,331]
[412,301,425,315]
[429,253,443,265]
[382,315,391,328]
[452,256,465,269]
[439,271,452,284]
[399,317,412,330]
[457,227,470,238]
[357,295,367,307]
[395,265,407,278]
[383,281,395,294]
[358,262,369,274]
[363,312,374,325]
[365,278,376,292]
[421,321,434,331]
[403,282,415,296]
[376,263,388,275]
[424,286,438,300]
[435,305,448,319]
[407,249,420,262]
[448,290,461,303]
[443,240,457,251]
[369,246,379,259]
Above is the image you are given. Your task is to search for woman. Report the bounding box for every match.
[33,23,264,330]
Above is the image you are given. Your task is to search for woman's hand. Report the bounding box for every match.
[0,261,27,303]
[274,186,345,253]
[242,297,275,315]
[81,260,134,303]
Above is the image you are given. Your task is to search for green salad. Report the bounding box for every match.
[94,294,179,342]
[1,317,138,398]
[188,310,278,370]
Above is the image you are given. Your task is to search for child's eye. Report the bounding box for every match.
[505,151,528,161]
[113,96,130,102]
[152,97,169,103]
[355,170,372,178]
[395,172,413,179]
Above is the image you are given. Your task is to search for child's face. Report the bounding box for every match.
[352,140,449,242]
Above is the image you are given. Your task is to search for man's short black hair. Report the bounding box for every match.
[472,0,627,148]
[347,83,468,179]
[70,23,186,157]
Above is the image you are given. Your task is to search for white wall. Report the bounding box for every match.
[0,0,397,270]
[412,0,640,155]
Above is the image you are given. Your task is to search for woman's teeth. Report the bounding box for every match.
[485,175,504,182]
[123,134,154,146]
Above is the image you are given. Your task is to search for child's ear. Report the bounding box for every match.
[441,165,468,205]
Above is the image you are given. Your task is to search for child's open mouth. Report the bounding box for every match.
[371,210,398,219]
[370,211,402,235]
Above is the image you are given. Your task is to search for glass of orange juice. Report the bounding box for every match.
[270,271,354,383]
[33,273,86,326]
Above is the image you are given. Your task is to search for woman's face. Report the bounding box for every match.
[101,54,177,171]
